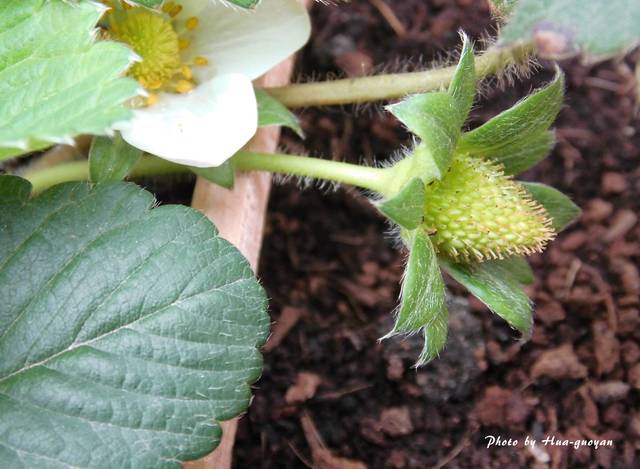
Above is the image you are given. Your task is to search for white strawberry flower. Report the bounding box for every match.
[107,0,310,167]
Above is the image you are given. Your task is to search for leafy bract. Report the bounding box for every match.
[0,178,269,468]
[499,0,640,62]
[256,89,304,137]
[89,134,143,183]
[387,231,447,364]
[457,72,563,175]
[0,0,139,160]
[192,161,235,189]
[522,182,581,232]
[387,36,476,179]
[377,178,425,230]
[441,258,533,336]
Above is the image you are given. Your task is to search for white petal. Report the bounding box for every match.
[118,74,257,168]
[177,0,311,81]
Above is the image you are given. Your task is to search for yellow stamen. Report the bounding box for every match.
[162,2,183,17]
[185,17,199,30]
[180,65,193,80]
[175,80,194,94]
[146,93,159,106]
[106,3,201,97]
[146,79,163,90]
[193,56,209,66]
[108,7,181,89]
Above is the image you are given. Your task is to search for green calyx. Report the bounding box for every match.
[382,38,567,266]
[421,153,555,263]
[379,34,578,365]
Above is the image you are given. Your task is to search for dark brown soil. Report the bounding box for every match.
[234,1,640,468]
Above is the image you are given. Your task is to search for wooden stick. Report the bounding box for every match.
[184,32,305,469]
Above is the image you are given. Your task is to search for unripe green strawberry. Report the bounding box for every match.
[422,153,555,262]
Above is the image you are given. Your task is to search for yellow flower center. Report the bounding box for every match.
[103,2,209,106]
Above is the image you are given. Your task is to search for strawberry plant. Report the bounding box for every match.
[0,0,638,466]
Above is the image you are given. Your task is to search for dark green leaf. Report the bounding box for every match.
[441,258,533,335]
[457,73,564,174]
[0,175,31,205]
[377,178,425,229]
[192,161,235,189]
[89,134,143,183]
[522,181,581,232]
[448,34,476,130]
[387,232,447,363]
[256,89,303,137]
[499,0,640,62]
[0,180,269,468]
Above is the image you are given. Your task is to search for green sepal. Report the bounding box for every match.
[89,134,143,183]
[448,34,476,130]
[377,178,425,229]
[489,257,535,285]
[464,129,555,176]
[192,161,235,189]
[417,304,448,366]
[256,89,304,138]
[0,175,31,205]
[387,35,476,179]
[391,231,446,334]
[522,182,580,232]
[386,231,448,363]
[388,92,459,178]
[457,72,564,175]
[440,257,533,336]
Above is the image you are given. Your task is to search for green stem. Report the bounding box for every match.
[22,152,393,196]
[263,43,534,108]
[23,161,88,194]
[22,157,189,195]
[231,152,391,194]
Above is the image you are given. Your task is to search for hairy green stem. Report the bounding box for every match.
[22,153,393,196]
[231,152,391,194]
[263,43,534,107]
